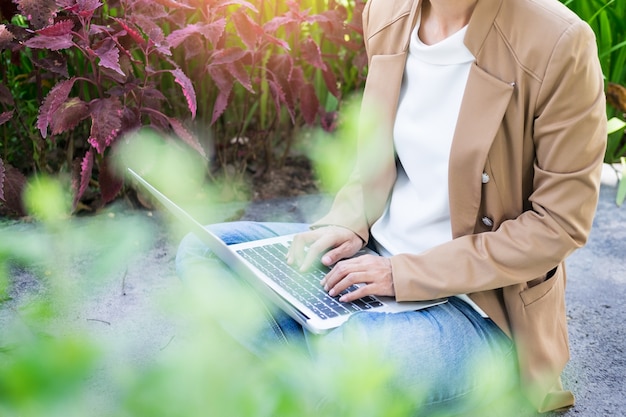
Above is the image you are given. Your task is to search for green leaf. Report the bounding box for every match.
[607,117,626,135]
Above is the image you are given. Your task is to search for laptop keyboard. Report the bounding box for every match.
[236,243,384,319]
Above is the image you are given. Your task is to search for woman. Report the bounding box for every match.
[177,0,606,414]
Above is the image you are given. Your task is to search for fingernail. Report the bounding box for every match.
[339,295,347,302]
[328,288,335,296]
[322,255,331,265]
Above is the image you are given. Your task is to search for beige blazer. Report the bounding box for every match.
[314,0,607,412]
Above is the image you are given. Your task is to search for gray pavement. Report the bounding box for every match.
[1,178,625,415]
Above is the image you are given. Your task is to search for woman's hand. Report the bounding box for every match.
[321,255,395,303]
[286,226,395,302]
[286,226,363,271]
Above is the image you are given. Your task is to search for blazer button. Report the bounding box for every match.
[482,216,494,228]
[482,172,490,184]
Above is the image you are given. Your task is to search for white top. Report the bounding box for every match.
[370,24,488,317]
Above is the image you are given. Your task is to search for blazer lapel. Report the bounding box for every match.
[448,63,515,237]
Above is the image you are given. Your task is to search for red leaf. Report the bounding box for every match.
[99,155,123,205]
[37,77,77,138]
[232,11,263,50]
[0,24,16,50]
[33,53,69,77]
[0,83,13,106]
[25,33,73,51]
[15,0,57,29]
[0,111,13,126]
[169,118,206,158]
[322,66,340,98]
[88,98,123,154]
[0,161,27,216]
[301,37,326,70]
[114,18,146,46]
[171,68,197,119]
[50,97,89,135]
[73,149,94,208]
[267,79,294,122]
[299,83,320,125]
[35,20,74,37]
[95,39,124,76]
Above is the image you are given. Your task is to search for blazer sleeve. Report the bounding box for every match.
[391,21,607,301]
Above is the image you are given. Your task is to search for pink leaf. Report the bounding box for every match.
[50,97,89,135]
[171,68,197,119]
[211,89,232,125]
[37,77,77,138]
[227,60,254,93]
[73,149,94,208]
[25,33,73,51]
[299,83,320,125]
[35,20,74,37]
[215,0,258,14]
[99,155,123,204]
[167,23,204,49]
[169,118,206,158]
[0,111,13,126]
[210,47,247,66]
[208,65,235,97]
[152,0,194,10]
[88,98,123,154]
[95,39,124,76]
[264,16,296,34]
[167,20,226,49]
[232,11,263,50]
[301,37,326,70]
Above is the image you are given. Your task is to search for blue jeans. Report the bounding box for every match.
[175,221,519,416]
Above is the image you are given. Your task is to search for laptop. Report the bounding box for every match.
[128,167,447,334]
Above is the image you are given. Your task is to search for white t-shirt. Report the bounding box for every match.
[370,24,487,317]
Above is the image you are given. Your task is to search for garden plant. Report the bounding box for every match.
[0,0,366,216]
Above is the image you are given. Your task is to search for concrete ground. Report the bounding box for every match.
[1,169,625,415]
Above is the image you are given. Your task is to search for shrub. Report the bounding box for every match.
[0,0,366,216]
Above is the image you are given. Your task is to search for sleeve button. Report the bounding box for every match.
[482,172,490,184]
[482,216,494,227]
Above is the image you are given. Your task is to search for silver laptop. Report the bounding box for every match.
[128,168,447,334]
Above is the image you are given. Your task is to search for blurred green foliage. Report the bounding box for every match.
[0,134,525,417]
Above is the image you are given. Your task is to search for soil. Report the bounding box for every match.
[249,155,320,201]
